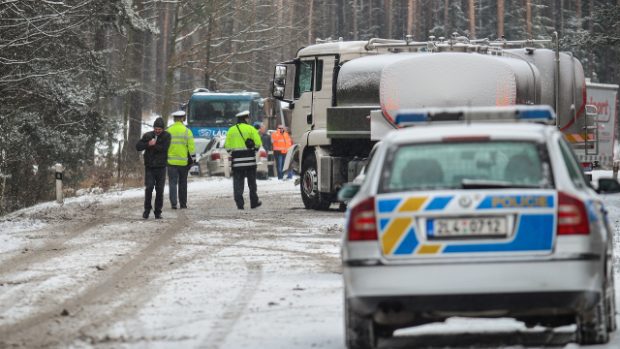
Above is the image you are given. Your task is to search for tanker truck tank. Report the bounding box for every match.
[504,48,587,130]
[335,54,419,106]
[377,52,542,124]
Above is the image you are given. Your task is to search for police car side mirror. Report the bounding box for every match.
[338,183,361,203]
[597,177,620,194]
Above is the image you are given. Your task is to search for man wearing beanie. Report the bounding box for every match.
[136,117,171,219]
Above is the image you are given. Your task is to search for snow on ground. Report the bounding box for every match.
[1,173,620,348]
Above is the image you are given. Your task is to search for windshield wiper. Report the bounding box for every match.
[460,179,539,189]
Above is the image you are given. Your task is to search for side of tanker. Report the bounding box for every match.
[271,36,599,210]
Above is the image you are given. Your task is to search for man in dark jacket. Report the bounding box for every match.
[255,122,274,177]
[136,117,171,219]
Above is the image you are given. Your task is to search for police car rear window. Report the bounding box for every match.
[379,141,553,193]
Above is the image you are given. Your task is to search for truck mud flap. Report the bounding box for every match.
[283,144,299,173]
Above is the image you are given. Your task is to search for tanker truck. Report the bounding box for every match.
[271,34,590,210]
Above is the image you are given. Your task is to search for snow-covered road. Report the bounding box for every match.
[0,176,619,348]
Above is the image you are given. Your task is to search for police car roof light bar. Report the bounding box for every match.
[394,105,556,127]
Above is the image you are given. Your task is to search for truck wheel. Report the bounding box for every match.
[301,154,331,210]
[576,276,610,344]
[345,298,376,349]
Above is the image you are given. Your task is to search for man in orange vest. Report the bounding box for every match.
[271,124,293,180]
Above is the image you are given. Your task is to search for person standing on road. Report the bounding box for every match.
[225,111,263,210]
[167,110,196,210]
[136,117,171,219]
[255,122,272,152]
[255,122,274,177]
[271,124,293,180]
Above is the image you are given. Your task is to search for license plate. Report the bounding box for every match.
[427,217,508,239]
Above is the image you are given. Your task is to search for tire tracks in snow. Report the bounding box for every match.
[199,261,263,349]
[0,211,105,276]
[219,243,341,274]
[72,219,253,346]
[0,209,189,347]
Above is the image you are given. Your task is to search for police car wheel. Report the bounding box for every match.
[345,298,377,349]
[576,276,610,344]
[605,257,617,332]
[300,154,331,210]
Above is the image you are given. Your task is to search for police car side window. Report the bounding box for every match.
[558,138,587,188]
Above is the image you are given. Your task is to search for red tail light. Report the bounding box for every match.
[348,197,378,241]
[258,149,267,158]
[210,153,221,161]
[557,192,590,235]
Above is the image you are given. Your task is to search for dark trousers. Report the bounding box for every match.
[144,167,166,214]
[233,166,259,209]
[168,165,188,207]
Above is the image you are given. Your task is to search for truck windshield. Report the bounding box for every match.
[379,141,552,193]
[188,99,251,126]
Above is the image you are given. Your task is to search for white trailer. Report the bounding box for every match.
[570,81,619,170]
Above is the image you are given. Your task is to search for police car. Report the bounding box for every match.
[340,106,618,348]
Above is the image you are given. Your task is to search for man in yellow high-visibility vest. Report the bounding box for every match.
[225,111,262,210]
[167,110,195,209]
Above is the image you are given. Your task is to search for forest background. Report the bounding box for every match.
[0,0,619,215]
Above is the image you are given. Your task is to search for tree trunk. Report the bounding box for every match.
[525,0,532,38]
[308,0,314,44]
[368,0,374,37]
[407,0,416,38]
[468,0,475,38]
[179,30,193,97]
[126,1,145,163]
[204,12,213,89]
[497,0,504,38]
[575,0,582,28]
[142,25,155,114]
[161,2,180,125]
[352,0,358,40]
[444,0,450,36]
[156,3,171,116]
[384,0,392,38]
[559,0,564,35]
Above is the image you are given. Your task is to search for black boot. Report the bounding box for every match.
[142,210,150,219]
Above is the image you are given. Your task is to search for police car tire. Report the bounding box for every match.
[345,298,376,349]
[300,154,331,210]
[577,279,610,344]
[605,258,617,332]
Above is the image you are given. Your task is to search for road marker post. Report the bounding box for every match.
[55,163,64,204]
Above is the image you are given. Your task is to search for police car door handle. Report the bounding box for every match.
[306,113,312,124]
